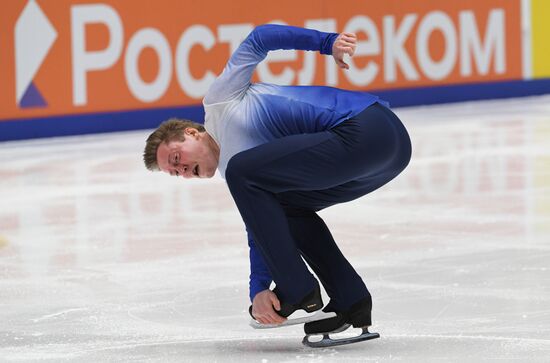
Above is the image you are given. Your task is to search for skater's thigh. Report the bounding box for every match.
[226,130,369,192]
[276,172,397,212]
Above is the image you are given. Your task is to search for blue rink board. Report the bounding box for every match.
[1,78,549,141]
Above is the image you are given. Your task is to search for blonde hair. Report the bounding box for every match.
[143,118,205,171]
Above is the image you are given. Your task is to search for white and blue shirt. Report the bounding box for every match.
[203,24,386,301]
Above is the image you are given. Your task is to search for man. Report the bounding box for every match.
[144,24,411,343]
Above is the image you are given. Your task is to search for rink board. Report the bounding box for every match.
[0,0,549,140]
[1,78,550,141]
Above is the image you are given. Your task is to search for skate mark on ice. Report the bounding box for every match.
[429,302,453,323]
[32,307,89,322]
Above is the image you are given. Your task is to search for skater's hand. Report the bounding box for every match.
[251,289,287,325]
[332,32,357,70]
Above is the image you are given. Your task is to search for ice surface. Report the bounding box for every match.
[1,95,549,362]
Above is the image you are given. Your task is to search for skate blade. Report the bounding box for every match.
[302,326,380,348]
[249,311,337,329]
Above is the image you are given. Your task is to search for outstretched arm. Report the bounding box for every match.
[204,24,346,105]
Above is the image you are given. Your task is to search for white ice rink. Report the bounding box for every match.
[1,96,549,362]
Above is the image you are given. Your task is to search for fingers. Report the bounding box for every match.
[268,311,286,324]
[342,46,355,56]
[337,33,357,50]
[331,32,355,70]
[337,59,349,70]
[264,294,285,324]
[335,41,356,55]
[333,32,357,56]
[339,32,357,43]
[343,38,356,47]
[253,310,286,324]
[251,290,287,325]
[263,299,286,324]
[271,293,281,311]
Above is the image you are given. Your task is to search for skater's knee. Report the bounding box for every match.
[399,129,412,171]
[226,152,255,185]
[398,144,412,173]
[225,157,244,185]
[391,135,412,176]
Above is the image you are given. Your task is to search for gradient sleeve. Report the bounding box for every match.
[247,229,272,302]
[204,24,338,104]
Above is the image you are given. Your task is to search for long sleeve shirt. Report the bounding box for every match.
[202,24,387,301]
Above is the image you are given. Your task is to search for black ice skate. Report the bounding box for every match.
[249,281,336,329]
[302,297,380,348]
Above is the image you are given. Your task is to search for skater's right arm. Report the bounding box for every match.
[248,231,272,301]
[248,231,287,324]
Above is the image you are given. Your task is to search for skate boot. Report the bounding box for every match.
[302,297,380,348]
[249,281,336,329]
[273,280,323,317]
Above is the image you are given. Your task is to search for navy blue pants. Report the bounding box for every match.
[225,103,412,311]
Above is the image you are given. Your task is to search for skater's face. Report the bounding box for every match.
[156,128,219,179]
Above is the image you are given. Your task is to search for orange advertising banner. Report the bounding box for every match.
[0,0,522,121]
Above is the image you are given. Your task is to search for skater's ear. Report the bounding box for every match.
[184,127,201,139]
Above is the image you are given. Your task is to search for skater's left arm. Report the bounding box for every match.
[248,231,288,324]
